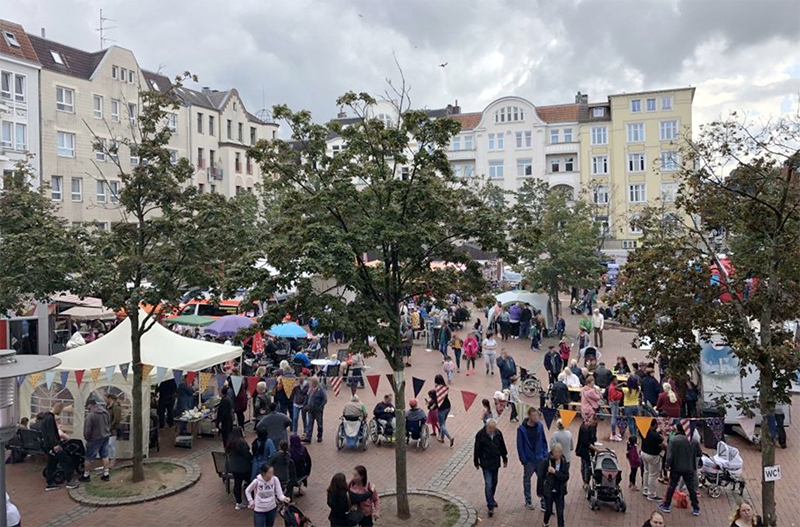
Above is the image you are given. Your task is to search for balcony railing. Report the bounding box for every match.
[207,166,224,180]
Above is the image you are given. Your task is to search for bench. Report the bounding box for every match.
[211,451,233,494]
[6,428,48,457]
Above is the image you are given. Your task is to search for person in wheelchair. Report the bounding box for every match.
[342,395,367,421]
[405,399,427,439]
[373,394,396,439]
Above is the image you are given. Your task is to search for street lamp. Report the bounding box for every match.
[0,349,60,527]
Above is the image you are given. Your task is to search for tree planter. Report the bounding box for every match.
[378,489,476,527]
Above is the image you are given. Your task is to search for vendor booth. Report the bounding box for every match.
[19,314,241,458]
[494,290,554,330]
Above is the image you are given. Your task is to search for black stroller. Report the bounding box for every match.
[43,439,86,484]
[279,502,314,527]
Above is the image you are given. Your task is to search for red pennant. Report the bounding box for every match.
[461,390,478,413]
[186,371,197,387]
[366,374,381,397]
[74,370,85,387]
[247,376,259,397]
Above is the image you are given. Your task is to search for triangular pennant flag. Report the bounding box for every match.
[141,364,154,380]
[90,368,101,384]
[461,390,478,412]
[45,371,56,389]
[634,416,654,438]
[105,365,116,385]
[29,372,42,387]
[737,415,756,439]
[186,371,196,387]
[173,369,183,386]
[60,371,69,388]
[247,376,259,397]
[216,374,227,391]
[265,378,277,392]
[16,375,26,387]
[412,377,425,397]
[281,376,297,396]
[74,370,85,387]
[156,367,167,385]
[331,376,342,397]
[119,363,129,381]
[366,375,381,397]
[559,409,577,428]
[199,372,212,392]
[385,374,394,392]
[541,407,557,429]
[231,375,243,396]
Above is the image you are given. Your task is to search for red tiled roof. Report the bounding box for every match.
[536,104,580,123]
[449,112,482,130]
[0,20,39,64]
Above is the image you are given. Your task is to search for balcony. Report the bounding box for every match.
[207,166,224,180]
[447,148,477,161]
[545,141,580,155]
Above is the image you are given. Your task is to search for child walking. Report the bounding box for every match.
[481,398,493,424]
[450,333,463,373]
[508,376,520,423]
[626,435,642,491]
[463,332,478,376]
[426,389,441,437]
[443,356,456,384]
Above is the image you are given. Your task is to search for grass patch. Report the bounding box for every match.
[442,503,460,527]
[83,462,185,500]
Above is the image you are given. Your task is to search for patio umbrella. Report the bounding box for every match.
[204,315,255,336]
[267,322,309,339]
[165,314,216,327]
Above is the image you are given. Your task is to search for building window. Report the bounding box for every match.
[169,150,178,165]
[250,127,256,145]
[463,163,475,178]
[246,156,253,174]
[0,121,10,147]
[451,136,461,151]
[646,98,656,112]
[594,185,609,204]
[592,107,604,118]
[631,99,642,113]
[197,112,204,134]
[56,86,74,112]
[660,120,678,141]
[226,120,232,140]
[630,214,643,234]
[550,130,559,144]
[238,123,243,142]
[12,123,26,150]
[97,222,108,231]
[127,103,137,124]
[550,158,560,173]
[209,115,215,135]
[660,150,679,171]
[564,156,574,172]
[71,177,83,202]
[235,153,241,173]
[210,185,216,194]
[128,70,134,84]
[494,106,524,123]
[592,156,609,175]
[94,138,106,161]
[51,49,66,64]
[197,148,205,168]
[452,164,463,178]
[590,126,608,146]
[112,66,118,79]
[488,133,504,151]
[51,176,63,201]
[661,181,677,202]
[464,135,473,150]
[0,72,10,99]
[628,183,646,203]
[167,113,177,132]
[209,150,215,167]
[96,181,107,203]
[515,131,532,149]
[516,158,533,177]
[111,100,120,122]
[627,123,645,142]
[198,183,204,194]
[91,95,102,119]
[628,153,645,172]
[108,140,118,162]
[331,144,344,156]
[109,181,119,203]
[13,74,25,102]
[120,68,127,82]
[3,32,20,48]
[488,160,504,179]
[661,96,673,110]
[57,132,75,157]
[563,128,573,142]
[129,145,139,166]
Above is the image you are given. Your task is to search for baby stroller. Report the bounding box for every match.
[279,502,314,527]
[406,416,430,450]
[43,439,86,485]
[336,416,368,451]
[588,449,626,512]
[700,441,745,498]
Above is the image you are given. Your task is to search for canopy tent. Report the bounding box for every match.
[20,314,241,458]
[164,314,216,327]
[494,290,554,330]
[59,305,118,321]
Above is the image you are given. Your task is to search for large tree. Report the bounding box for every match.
[618,113,800,526]
[78,74,261,481]
[510,179,603,315]
[248,89,506,518]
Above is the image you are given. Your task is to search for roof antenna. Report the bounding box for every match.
[95,9,117,50]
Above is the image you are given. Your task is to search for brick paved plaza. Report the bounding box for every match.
[8,308,799,527]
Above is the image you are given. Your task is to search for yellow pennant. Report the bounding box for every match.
[90,368,102,384]
[199,372,213,392]
[559,409,577,428]
[635,416,654,438]
[141,364,154,380]
[28,372,42,387]
[281,376,297,396]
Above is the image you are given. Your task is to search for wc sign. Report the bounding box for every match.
[764,465,782,482]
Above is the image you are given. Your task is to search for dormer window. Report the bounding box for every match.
[150,79,159,90]
[376,113,393,127]
[494,105,524,124]
[3,32,20,48]
[50,50,64,65]
[592,107,604,118]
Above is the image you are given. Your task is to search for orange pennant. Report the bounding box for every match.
[90,368,101,384]
[141,364,154,380]
[199,372,212,392]
[28,371,42,387]
[281,376,297,396]
[635,416,654,438]
[559,409,577,428]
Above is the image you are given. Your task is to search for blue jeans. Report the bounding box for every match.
[624,405,639,438]
[292,404,308,434]
[501,376,511,390]
[610,401,620,436]
[519,320,530,339]
[437,407,452,440]
[523,461,537,505]
[306,408,324,440]
[253,508,277,527]
[482,467,499,509]
[439,336,448,358]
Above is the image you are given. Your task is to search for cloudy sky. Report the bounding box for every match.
[7,0,800,130]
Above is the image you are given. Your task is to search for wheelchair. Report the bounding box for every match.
[368,417,396,446]
[405,417,430,450]
[336,415,369,451]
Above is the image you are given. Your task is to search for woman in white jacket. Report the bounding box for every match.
[246,464,290,527]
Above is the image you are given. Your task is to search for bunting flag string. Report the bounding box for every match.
[172,369,183,386]
[541,407,557,429]
[16,375,26,387]
[737,415,756,439]
[105,365,116,385]
[119,363,130,381]
[634,416,654,438]
[156,367,167,386]
[461,390,477,412]
[281,376,297,396]
[29,372,42,387]
[331,376,343,397]
[199,372,212,392]
[412,377,425,397]
[366,375,381,397]
[74,370,85,387]
[216,373,227,391]
[141,364,154,380]
[265,378,277,392]
[231,376,243,396]
[385,374,394,392]
[60,371,69,388]
[90,368,101,384]
[186,371,197,387]
[559,409,577,428]
[247,376,259,397]
[45,371,56,390]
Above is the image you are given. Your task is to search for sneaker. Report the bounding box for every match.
[46,484,60,491]
[540,503,545,512]
[101,474,110,482]
[525,502,534,510]
[692,508,700,517]
[466,372,470,376]
[235,503,246,511]
[66,480,79,489]
[488,508,494,518]
[659,504,671,513]
[647,494,660,501]
[449,437,455,448]
[79,475,90,483]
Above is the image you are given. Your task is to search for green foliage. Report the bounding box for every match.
[0,161,82,313]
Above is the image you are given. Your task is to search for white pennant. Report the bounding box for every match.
[156,367,168,385]
[231,375,243,395]
[105,365,116,385]
[45,371,56,389]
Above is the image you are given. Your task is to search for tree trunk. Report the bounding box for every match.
[392,365,410,519]
[550,283,561,318]
[760,366,777,526]
[130,311,145,483]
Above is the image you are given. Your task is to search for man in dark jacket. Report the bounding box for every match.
[216,386,235,446]
[373,393,396,437]
[81,397,111,482]
[496,349,517,390]
[519,304,533,340]
[550,373,570,409]
[593,362,613,389]
[473,419,508,517]
[41,404,78,491]
[537,443,570,527]
[575,420,598,487]
[105,393,122,468]
[641,368,661,408]
[157,378,177,429]
[660,425,700,516]
[303,377,327,443]
[517,407,548,510]
[544,346,563,385]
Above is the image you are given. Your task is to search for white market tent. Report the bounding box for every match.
[494,290,554,330]
[21,314,242,458]
[60,305,117,321]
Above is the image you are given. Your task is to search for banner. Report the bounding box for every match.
[412,377,425,397]
[252,332,265,354]
[141,364,154,380]
[186,371,196,387]
[172,369,183,386]
[75,370,85,387]
[106,365,116,385]
[247,376,259,397]
[331,376,342,397]
[366,375,381,397]
[461,390,477,412]
[559,409,577,428]
[231,376,243,396]
[90,368,101,384]
[634,416,654,438]
[156,366,167,386]
[541,407,557,429]
[60,371,69,388]
[29,372,42,388]
[199,372,213,392]
[119,363,130,381]
[45,371,56,390]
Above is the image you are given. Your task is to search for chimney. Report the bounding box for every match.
[40,28,46,38]
[337,111,347,119]
[454,99,460,115]
[575,91,588,105]
[202,86,211,94]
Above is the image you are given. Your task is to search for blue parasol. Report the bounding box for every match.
[267,322,309,339]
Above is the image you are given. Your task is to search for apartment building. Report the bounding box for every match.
[0,21,41,184]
